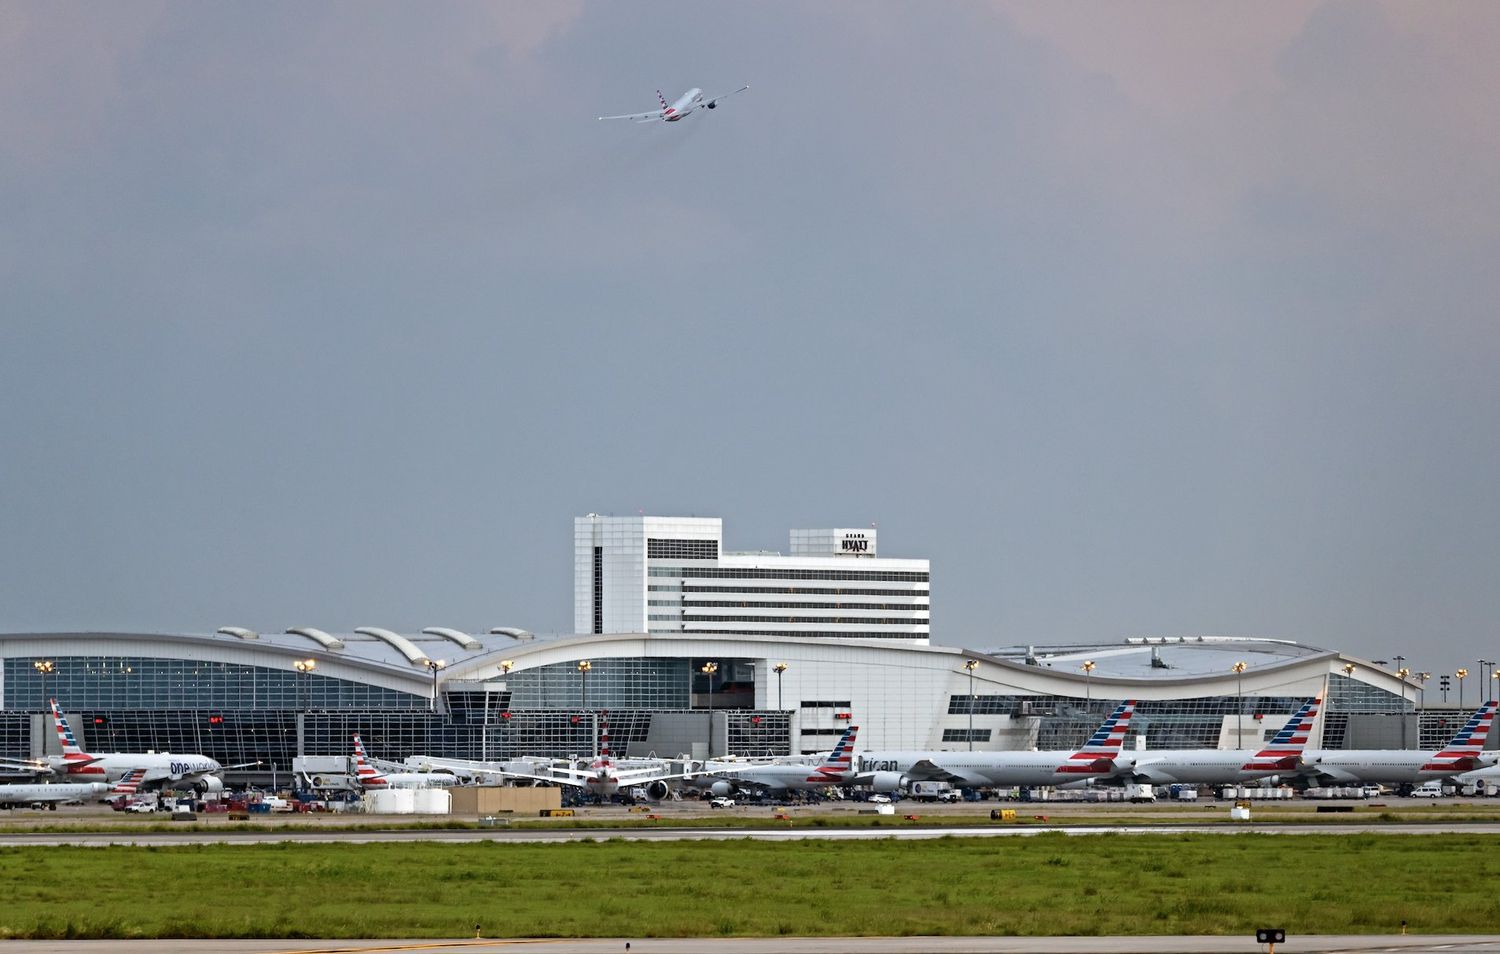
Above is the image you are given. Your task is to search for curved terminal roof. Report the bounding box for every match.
[422,627,482,651]
[0,629,1419,706]
[354,627,431,667]
[984,636,1331,681]
[286,627,346,652]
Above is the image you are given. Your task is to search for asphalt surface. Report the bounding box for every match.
[3,936,1500,953]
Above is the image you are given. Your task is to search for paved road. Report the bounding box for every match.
[4,936,1500,953]
[1,820,1499,847]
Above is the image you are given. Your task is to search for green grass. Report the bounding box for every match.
[1,834,1499,939]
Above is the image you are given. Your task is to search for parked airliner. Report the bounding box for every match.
[1295,699,1498,786]
[1115,698,1323,785]
[495,713,723,799]
[0,768,146,810]
[31,700,227,791]
[598,86,748,123]
[692,725,860,796]
[854,701,1138,790]
[351,735,459,790]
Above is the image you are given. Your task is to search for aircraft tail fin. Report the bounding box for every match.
[1241,697,1321,771]
[109,768,149,798]
[807,724,858,784]
[351,733,387,788]
[1439,700,1497,753]
[49,699,93,764]
[657,89,670,112]
[1057,701,1135,776]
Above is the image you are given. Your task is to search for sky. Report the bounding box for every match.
[2,2,1498,677]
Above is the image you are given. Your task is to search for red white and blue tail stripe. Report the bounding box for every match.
[1421,700,1497,772]
[656,89,675,118]
[1057,701,1135,775]
[1241,697,1320,772]
[805,724,858,785]
[50,699,105,775]
[109,768,149,798]
[351,734,388,788]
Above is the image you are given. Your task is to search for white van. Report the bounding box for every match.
[1409,782,1444,798]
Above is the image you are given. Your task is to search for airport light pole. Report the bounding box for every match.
[1397,667,1411,748]
[293,658,316,713]
[577,660,593,757]
[426,659,446,714]
[1418,671,1431,746]
[1457,668,1469,713]
[1231,661,1248,748]
[1081,660,1096,713]
[701,661,719,758]
[963,659,979,752]
[32,660,54,710]
[773,662,788,711]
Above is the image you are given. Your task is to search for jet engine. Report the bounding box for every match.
[195,776,224,794]
[642,780,672,801]
[704,779,734,797]
[706,102,716,109]
[866,771,908,793]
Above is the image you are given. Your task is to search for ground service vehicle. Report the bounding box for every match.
[709,796,735,809]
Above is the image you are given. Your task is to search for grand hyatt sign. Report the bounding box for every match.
[837,530,875,557]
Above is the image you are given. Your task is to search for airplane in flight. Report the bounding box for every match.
[0,768,147,810]
[351,735,461,790]
[11,701,231,792]
[1113,698,1324,785]
[854,701,1138,791]
[1293,699,1498,786]
[690,725,860,796]
[598,86,749,123]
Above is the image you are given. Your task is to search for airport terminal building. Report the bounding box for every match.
[1,515,1486,779]
[0,629,1472,782]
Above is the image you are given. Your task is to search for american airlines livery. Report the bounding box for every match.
[45,700,225,791]
[494,712,732,799]
[1298,699,1498,786]
[0,766,150,810]
[351,735,458,790]
[855,701,1137,790]
[1118,697,1323,785]
[694,724,860,795]
[598,86,749,123]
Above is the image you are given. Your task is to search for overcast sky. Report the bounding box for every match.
[3,2,1498,678]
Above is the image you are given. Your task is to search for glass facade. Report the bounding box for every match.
[505,658,692,709]
[3,656,421,712]
[0,705,790,764]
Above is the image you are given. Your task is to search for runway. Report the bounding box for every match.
[1,820,1498,847]
[3,935,1500,953]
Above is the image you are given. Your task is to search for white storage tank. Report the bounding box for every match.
[413,788,451,814]
[365,789,416,814]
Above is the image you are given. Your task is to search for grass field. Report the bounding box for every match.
[2,833,1499,940]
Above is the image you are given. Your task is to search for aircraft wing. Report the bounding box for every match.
[0,758,56,776]
[597,110,663,123]
[1300,764,1361,785]
[904,759,990,788]
[704,85,750,108]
